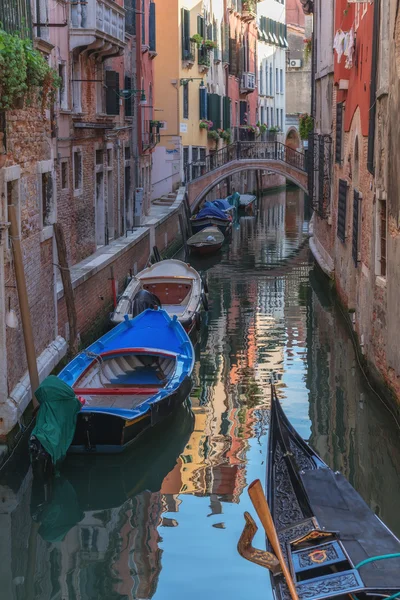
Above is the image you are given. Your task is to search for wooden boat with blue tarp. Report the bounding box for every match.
[238,385,400,600]
[190,202,233,236]
[59,309,194,454]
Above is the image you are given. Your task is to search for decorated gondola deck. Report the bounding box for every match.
[239,386,400,600]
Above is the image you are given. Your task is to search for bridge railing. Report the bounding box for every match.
[184,141,306,183]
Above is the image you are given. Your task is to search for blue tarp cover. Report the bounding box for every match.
[195,203,228,220]
[213,199,232,211]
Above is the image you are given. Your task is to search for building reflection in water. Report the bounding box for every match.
[1,187,399,600]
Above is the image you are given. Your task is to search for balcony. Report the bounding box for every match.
[0,0,32,37]
[240,72,256,93]
[241,0,257,21]
[142,121,161,150]
[70,0,125,58]
[198,46,211,72]
[182,40,196,67]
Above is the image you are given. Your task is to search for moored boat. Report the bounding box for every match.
[238,193,257,214]
[190,203,232,236]
[238,385,400,600]
[212,198,237,218]
[187,226,224,256]
[111,259,206,336]
[57,309,194,453]
[30,400,195,540]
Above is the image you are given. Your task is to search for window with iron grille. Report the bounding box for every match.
[335,103,344,163]
[337,179,347,242]
[183,83,189,119]
[352,189,360,266]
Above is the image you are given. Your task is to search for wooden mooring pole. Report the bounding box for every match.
[54,222,78,356]
[8,205,39,408]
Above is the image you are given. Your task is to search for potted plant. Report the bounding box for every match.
[191,34,203,47]
[204,39,218,51]
[219,129,232,144]
[208,129,220,142]
[200,119,213,130]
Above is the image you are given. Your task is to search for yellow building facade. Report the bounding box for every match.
[152,0,227,200]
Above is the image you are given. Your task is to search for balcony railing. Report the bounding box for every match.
[198,46,211,68]
[0,0,32,37]
[70,0,125,51]
[182,40,196,64]
[142,121,161,150]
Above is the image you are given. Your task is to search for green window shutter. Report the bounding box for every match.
[207,94,221,130]
[182,8,190,60]
[223,96,231,131]
[197,15,204,37]
[106,70,119,115]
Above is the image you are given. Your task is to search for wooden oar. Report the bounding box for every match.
[248,479,299,600]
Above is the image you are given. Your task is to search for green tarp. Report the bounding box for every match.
[31,376,81,465]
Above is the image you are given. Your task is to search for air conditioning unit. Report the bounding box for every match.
[241,72,256,92]
[289,59,302,68]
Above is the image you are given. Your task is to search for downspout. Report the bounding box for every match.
[116,139,121,235]
[131,0,140,223]
[0,223,8,421]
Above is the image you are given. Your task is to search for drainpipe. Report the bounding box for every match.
[0,225,8,420]
[8,205,39,408]
[131,0,140,222]
[116,139,122,235]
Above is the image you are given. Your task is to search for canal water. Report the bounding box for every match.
[1,186,400,600]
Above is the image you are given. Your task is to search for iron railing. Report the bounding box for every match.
[0,0,32,37]
[184,141,306,183]
[308,133,332,217]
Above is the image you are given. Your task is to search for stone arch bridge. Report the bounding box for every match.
[185,141,308,210]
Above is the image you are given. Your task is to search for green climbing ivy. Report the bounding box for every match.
[0,29,61,112]
[299,113,314,140]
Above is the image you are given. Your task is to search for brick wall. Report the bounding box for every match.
[57,233,150,342]
[3,107,56,393]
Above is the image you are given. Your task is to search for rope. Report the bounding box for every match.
[84,350,108,386]
[353,554,400,600]
[355,553,400,570]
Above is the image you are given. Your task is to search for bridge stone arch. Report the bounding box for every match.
[187,158,308,210]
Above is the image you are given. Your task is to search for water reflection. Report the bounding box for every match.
[1,186,400,600]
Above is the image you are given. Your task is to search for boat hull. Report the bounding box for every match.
[111,259,206,330]
[190,217,232,236]
[264,385,400,600]
[189,242,223,255]
[69,376,192,453]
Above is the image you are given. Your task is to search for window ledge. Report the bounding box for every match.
[375,275,387,289]
[40,225,54,242]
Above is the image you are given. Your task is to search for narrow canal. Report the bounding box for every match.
[1,186,400,600]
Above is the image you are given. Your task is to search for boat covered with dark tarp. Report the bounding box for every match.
[190,202,232,236]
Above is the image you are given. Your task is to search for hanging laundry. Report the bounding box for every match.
[344,27,355,69]
[334,29,346,63]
